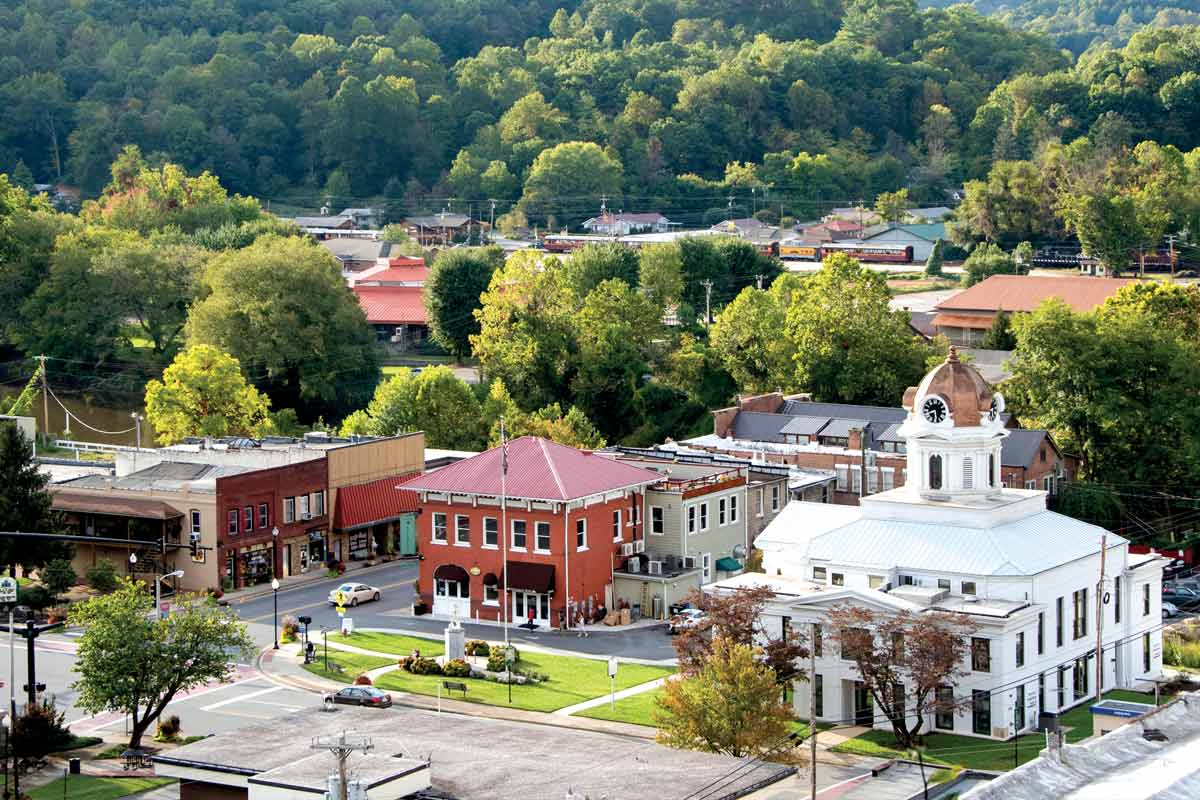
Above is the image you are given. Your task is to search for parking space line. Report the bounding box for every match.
[201,685,283,711]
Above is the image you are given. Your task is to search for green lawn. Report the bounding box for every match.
[376,652,674,712]
[329,631,443,657]
[574,686,664,726]
[301,650,395,683]
[30,776,174,800]
[830,689,1168,771]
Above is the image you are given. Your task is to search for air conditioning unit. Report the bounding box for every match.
[633,539,645,554]
[682,556,697,570]
[390,335,403,343]
[648,561,664,576]
[301,512,313,520]
[189,531,201,543]
[625,558,641,574]
[620,542,635,557]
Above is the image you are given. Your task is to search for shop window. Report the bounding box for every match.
[243,506,253,532]
[576,518,587,550]
[512,519,527,550]
[432,513,447,543]
[284,497,296,523]
[455,515,470,545]
[227,510,238,536]
[313,490,326,516]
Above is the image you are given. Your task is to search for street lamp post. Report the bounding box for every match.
[271,578,281,649]
[130,554,184,620]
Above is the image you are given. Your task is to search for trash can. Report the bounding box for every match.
[69,757,81,775]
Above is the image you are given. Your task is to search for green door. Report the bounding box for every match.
[399,514,417,556]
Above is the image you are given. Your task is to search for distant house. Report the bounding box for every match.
[320,237,388,272]
[348,257,428,287]
[352,284,428,350]
[402,213,473,245]
[338,207,382,228]
[907,206,954,222]
[824,207,881,226]
[710,218,769,235]
[798,220,862,242]
[581,212,674,236]
[860,222,946,261]
[294,215,355,230]
[932,275,1135,345]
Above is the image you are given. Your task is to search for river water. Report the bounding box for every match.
[0,388,144,447]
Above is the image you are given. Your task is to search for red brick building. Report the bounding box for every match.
[216,459,330,588]
[403,437,662,629]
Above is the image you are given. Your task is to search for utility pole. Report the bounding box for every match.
[726,195,734,221]
[488,198,497,241]
[1095,531,1107,702]
[755,273,764,290]
[34,355,48,444]
[809,621,817,800]
[857,200,864,240]
[701,280,714,329]
[312,731,372,800]
[1167,234,1177,281]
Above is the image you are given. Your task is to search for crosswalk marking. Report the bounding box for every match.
[200,684,283,711]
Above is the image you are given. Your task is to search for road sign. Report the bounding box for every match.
[0,577,16,605]
[336,606,345,617]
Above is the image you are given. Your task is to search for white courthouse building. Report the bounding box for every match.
[708,350,1165,740]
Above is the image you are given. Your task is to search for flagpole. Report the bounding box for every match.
[501,418,509,650]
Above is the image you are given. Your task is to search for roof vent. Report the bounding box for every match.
[1143,729,1169,742]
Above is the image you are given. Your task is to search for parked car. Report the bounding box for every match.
[328,583,381,606]
[327,686,392,707]
[1162,588,1200,611]
[1163,601,1180,619]
[669,608,708,635]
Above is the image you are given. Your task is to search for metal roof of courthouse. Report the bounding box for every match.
[403,436,663,502]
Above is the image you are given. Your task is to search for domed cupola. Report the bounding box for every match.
[897,347,1007,499]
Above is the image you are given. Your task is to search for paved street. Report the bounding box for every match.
[229,560,677,661]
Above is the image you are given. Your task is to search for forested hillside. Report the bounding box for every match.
[923,0,1200,54]
[0,0,1068,226]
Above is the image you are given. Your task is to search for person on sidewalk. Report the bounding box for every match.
[575,611,589,637]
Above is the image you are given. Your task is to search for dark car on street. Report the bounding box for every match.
[327,686,393,708]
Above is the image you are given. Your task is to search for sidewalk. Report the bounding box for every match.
[554,676,668,716]
[220,558,414,605]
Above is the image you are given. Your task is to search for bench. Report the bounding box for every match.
[121,749,154,771]
[442,680,468,697]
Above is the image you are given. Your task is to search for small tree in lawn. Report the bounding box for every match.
[655,637,793,758]
[827,605,977,749]
[981,309,1017,350]
[40,559,76,600]
[70,578,255,749]
[672,586,807,683]
[923,239,945,277]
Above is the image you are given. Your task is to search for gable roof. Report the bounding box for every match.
[352,285,427,325]
[321,238,385,262]
[402,436,663,502]
[935,275,1136,314]
[758,500,1124,577]
[351,261,428,285]
[294,215,353,228]
[405,214,470,229]
[908,206,953,220]
[1000,428,1054,469]
[863,223,945,242]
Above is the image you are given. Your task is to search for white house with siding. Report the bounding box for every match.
[707,350,1164,741]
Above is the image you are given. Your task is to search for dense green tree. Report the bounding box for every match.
[710,285,794,394]
[980,309,1017,350]
[344,367,484,450]
[786,254,935,405]
[1097,282,1200,342]
[638,243,684,313]
[144,345,271,445]
[562,242,640,298]
[517,142,622,228]
[875,189,910,223]
[950,161,1061,249]
[961,242,1016,287]
[924,239,945,276]
[424,247,502,361]
[186,235,380,420]
[0,423,69,576]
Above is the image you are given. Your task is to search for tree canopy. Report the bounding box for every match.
[144,345,272,445]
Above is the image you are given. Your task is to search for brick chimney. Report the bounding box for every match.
[713,407,738,438]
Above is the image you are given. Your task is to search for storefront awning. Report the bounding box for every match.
[333,473,421,531]
[507,562,555,594]
[715,557,742,573]
[434,564,470,583]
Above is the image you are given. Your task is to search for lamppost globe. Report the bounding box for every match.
[271,577,281,649]
[271,578,280,591]
[272,527,279,539]
[129,553,137,565]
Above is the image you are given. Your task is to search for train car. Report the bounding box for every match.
[779,240,821,261]
[819,242,913,263]
[541,234,614,253]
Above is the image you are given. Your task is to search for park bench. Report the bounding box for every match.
[442,680,468,697]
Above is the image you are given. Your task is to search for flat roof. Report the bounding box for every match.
[154,706,793,799]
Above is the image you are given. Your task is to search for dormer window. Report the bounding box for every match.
[929,454,943,490]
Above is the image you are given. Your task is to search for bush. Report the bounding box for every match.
[154,714,182,742]
[20,584,52,610]
[400,656,443,675]
[443,658,471,678]
[489,644,519,663]
[85,560,119,592]
[281,615,299,642]
[466,639,491,656]
[354,674,373,685]
[40,559,76,597]
[1164,634,1200,669]
[14,698,73,764]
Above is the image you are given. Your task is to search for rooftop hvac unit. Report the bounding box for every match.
[625,558,640,574]
[648,561,664,576]
[620,542,635,557]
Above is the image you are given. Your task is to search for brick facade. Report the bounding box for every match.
[418,493,644,627]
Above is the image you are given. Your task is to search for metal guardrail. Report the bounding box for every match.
[55,439,156,454]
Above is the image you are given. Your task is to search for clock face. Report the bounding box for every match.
[989,393,1005,421]
[922,396,948,424]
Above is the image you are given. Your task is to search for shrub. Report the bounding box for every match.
[85,560,119,592]
[489,644,519,663]
[466,639,490,656]
[20,585,52,610]
[408,656,443,675]
[281,615,299,642]
[40,559,76,597]
[1164,634,1200,669]
[13,698,73,764]
[354,674,373,686]
[443,659,471,678]
[154,714,182,742]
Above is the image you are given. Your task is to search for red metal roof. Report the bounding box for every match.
[353,285,427,325]
[353,262,428,285]
[935,275,1135,314]
[403,436,663,502]
[333,473,421,530]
